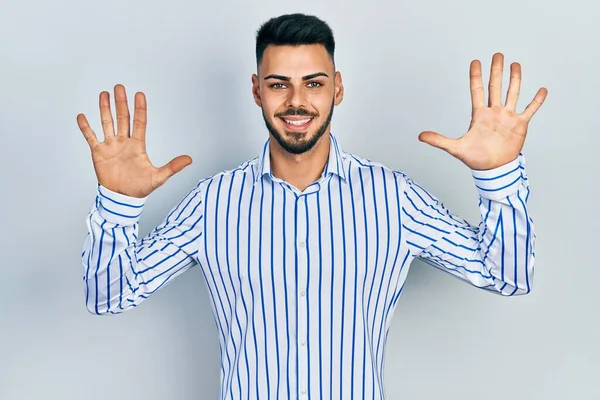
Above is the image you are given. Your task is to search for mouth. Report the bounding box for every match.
[280,116,314,131]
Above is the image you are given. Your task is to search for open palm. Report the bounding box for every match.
[77,85,192,198]
[419,53,548,170]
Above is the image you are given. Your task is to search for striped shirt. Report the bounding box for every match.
[81,133,535,400]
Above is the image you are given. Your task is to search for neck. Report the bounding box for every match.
[269,133,331,192]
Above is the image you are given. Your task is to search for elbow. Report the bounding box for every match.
[499,276,534,297]
[488,257,534,297]
[83,283,112,315]
[510,284,533,297]
[85,300,112,316]
[84,292,127,315]
[85,302,130,316]
[513,261,535,296]
[85,295,137,315]
[82,279,131,316]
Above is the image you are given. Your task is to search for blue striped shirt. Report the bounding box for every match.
[81,133,535,399]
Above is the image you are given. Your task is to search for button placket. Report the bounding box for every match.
[296,194,309,397]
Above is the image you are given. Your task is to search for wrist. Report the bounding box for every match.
[471,155,524,200]
[96,184,147,225]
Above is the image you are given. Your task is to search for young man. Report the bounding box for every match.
[77,13,547,400]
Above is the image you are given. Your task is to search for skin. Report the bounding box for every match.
[251,44,344,191]
[419,53,548,170]
[77,48,547,198]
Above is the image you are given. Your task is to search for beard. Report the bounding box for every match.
[262,99,335,155]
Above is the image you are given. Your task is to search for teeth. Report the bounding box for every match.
[284,118,311,126]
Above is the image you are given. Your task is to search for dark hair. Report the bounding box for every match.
[255,13,335,68]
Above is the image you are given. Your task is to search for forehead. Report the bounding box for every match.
[259,44,334,78]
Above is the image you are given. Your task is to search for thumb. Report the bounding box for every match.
[156,155,193,186]
[418,131,459,156]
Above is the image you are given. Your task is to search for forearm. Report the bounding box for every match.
[81,185,200,314]
[404,154,536,295]
[81,185,149,314]
[471,154,535,295]
[422,182,534,295]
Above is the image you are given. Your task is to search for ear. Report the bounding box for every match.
[251,74,262,107]
[334,71,344,106]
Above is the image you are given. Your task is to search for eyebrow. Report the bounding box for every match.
[263,72,329,81]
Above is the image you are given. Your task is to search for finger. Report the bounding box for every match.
[114,84,130,137]
[469,60,485,109]
[132,92,147,141]
[488,53,504,107]
[77,113,99,148]
[418,131,460,157]
[520,87,548,121]
[99,91,115,140]
[505,62,521,110]
[156,155,193,187]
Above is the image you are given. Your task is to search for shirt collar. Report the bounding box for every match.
[254,133,347,184]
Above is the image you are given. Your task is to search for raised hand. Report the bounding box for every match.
[418,53,548,170]
[77,84,192,198]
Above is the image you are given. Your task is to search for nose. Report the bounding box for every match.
[285,86,308,109]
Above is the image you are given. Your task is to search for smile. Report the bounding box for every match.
[280,117,314,130]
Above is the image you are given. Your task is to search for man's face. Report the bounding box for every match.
[252,44,344,155]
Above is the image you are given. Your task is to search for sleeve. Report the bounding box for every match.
[81,182,205,315]
[398,154,535,296]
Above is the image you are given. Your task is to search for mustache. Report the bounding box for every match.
[275,108,318,117]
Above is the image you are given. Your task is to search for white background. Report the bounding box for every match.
[1,0,598,398]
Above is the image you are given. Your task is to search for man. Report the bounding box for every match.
[77,13,547,400]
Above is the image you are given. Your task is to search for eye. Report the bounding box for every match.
[270,83,287,89]
[307,81,322,88]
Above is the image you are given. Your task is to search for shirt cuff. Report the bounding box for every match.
[471,155,524,201]
[96,185,147,225]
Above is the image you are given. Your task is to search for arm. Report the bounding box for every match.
[408,52,546,295]
[81,182,204,314]
[399,154,535,295]
[76,84,196,314]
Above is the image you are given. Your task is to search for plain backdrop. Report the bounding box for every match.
[1,0,598,399]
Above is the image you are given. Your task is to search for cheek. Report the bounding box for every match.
[307,89,334,106]
[260,103,279,120]
[261,95,285,115]
[312,98,333,116]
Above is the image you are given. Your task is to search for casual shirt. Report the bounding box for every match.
[81,133,535,400]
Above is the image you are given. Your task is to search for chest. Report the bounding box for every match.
[195,176,408,296]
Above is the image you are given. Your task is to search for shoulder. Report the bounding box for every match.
[343,152,412,185]
[343,153,445,210]
[191,157,259,195]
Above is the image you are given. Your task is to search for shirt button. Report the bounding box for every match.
[300,290,306,297]
[302,389,307,395]
[301,340,306,346]
[299,241,305,248]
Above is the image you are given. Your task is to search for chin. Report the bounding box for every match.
[262,107,332,155]
[282,127,311,141]
[268,128,314,155]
